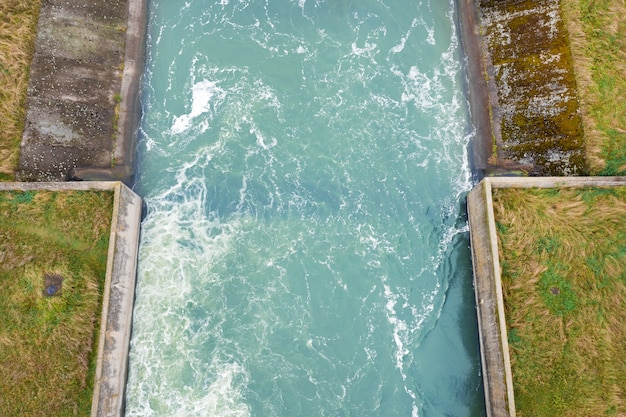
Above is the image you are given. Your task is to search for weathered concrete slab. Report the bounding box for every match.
[467,176,626,417]
[478,0,586,176]
[91,182,142,417]
[0,181,142,417]
[17,0,147,185]
[459,0,587,176]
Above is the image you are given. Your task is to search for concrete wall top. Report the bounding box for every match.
[467,176,626,417]
[91,182,142,417]
[0,181,141,417]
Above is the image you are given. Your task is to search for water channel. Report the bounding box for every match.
[125,1,485,415]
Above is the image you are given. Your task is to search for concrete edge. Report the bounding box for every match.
[90,183,123,417]
[486,176,626,189]
[467,176,626,417]
[113,0,148,183]
[456,0,494,177]
[0,181,127,193]
[468,180,514,417]
[91,182,142,417]
[0,181,141,417]
[484,179,516,417]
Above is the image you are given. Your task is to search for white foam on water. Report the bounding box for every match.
[390,33,408,54]
[194,361,250,417]
[384,283,410,371]
[129,0,477,415]
[126,356,250,417]
[171,79,226,135]
[390,18,417,54]
[350,41,378,58]
[126,144,255,417]
[380,2,473,414]
[382,276,437,417]
[426,26,436,45]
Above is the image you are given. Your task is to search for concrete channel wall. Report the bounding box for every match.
[0,181,141,417]
[467,176,626,417]
[91,182,141,417]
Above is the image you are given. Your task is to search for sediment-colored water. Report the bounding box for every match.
[125,1,485,416]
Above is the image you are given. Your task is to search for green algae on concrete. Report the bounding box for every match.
[16,0,128,182]
[478,0,587,176]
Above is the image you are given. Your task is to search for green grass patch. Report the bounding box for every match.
[0,190,114,416]
[493,186,626,417]
[537,265,578,316]
[562,0,626,174]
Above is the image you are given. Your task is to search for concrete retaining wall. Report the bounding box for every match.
[0,181,141,417]
[468,179,515,417]
[91,182,142,417]
[457,0,494,178]
[467,176,626,417]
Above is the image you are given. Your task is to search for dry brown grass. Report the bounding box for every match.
[562,0,626,174]
[0,0,41,180]
[493,186,626,417]
[0,190,113,416]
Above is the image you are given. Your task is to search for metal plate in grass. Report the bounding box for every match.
[43,272,63,297]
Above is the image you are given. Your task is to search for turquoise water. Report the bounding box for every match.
[125,1,485,416]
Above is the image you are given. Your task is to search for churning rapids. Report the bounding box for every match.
[125,1,485,416]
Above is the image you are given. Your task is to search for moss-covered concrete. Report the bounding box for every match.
[466,0,587,176]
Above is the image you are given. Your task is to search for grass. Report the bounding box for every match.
[562,0,626,175]
[0,0,42,180]
[493,186,626,417]
[0,190,114,417]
